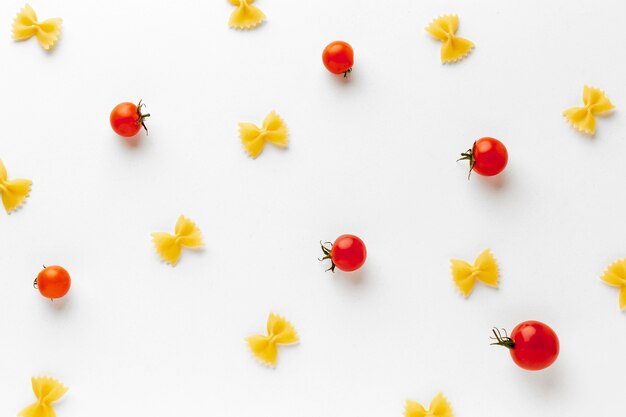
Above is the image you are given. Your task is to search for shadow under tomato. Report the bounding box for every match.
[118,133,143,148]
[477,170,508,189]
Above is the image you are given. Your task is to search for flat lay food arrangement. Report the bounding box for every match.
[1,1,624,416]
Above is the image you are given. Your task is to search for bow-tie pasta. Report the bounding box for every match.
[19,376,68,417]
[228,0,266,29]
[563,86,615,135]
[246,312,299,367]
[239,111,288,159]
[600,259,626,311]
[12,4,62,50]
[405,392,454,417]
[450,249,499,297]
[426,15,474,64]
[0,159,32,214]
[152,215,204,266]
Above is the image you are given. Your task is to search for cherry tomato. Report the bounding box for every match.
[491,321,560,371]
[34,265,71,299]
[458,137,508,178]
[110,100,150,137]
[320,234,367,272]
[322,41,354,76]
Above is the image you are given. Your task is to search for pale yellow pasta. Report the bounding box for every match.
[426,15,474,63]
[152,215,204,266]
[563,86,615,135]
[12,4,62,51]
[19,376,68,417]
[600,259,626,310]
[246,312,299,367]
[450,249,499,297]
[0,159,32,214]
[228,0,266,29]
[239,111,288,159]
[405,392,454,417]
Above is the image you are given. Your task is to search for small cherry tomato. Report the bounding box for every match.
[458,137,508,178]
[320,234,367,272]
[491,321,560,371]
[110,100,150,137]
[322,41,354,77]
[34,265,71,299]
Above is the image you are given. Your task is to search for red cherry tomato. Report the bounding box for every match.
[322,41,354,76]
[320,234,367,272]
[110,100,150,137]
[35,265,71,299]
[459,137,508,178]
[491,321,560,371]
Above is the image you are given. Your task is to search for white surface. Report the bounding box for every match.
[1,0,625,415]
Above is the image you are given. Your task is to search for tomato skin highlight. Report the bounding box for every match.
[322,41,354,75]
[36,265,71,299]
[472,137,508,176]
[508,321,560,371]
[331,234,367,272]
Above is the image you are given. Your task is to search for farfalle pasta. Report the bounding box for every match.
[152,215,204,266]
[246,312,299,367]
[563,86,615,135]
[405,392,454,417]
[228,0,266,29]
[450,249,499,297]
[0,159,32,214]
[19,376,68,417]
[600,259,626,310]
[239,111,288,158]
[12,4,62,51]
[426,15,474,63]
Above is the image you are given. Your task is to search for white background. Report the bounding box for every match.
[1,0,625,415]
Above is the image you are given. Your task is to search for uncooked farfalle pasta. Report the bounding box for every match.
[228,0,266,29]
[450,249,499,297]
[404,392,454,417]
[18,376,68,417]
[600,259,626,310]
[0,159,32,214]
[239,111,288,158]
[151,215,204,266]
[12,4,62,51]
[246,312,299,367]
[425,15,474,64]
[563,86,615,135]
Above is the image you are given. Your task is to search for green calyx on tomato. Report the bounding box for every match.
[135,99,151,134]
[319,241,336,272]
[490,327,515,349]
[457,142,477,180]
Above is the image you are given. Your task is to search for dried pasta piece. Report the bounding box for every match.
[228,0,266,29]
[450,249,499,297]
[151,215,204,266]
[19,376,68,417]
[12,4,62,51]
[563,86,615,135]
[425,15,474,63]
[246,312,299,367]
[239,111,288,159]
[0,159,32,214]
[405,392,454,417]
[600,259,626,310]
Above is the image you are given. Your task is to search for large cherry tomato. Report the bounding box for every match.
[458,137,508,178]
[320,234,367,272]
[110,100,150,137]
[322,41,354,77]
[491,321,560,371]
[34,265,71,299]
